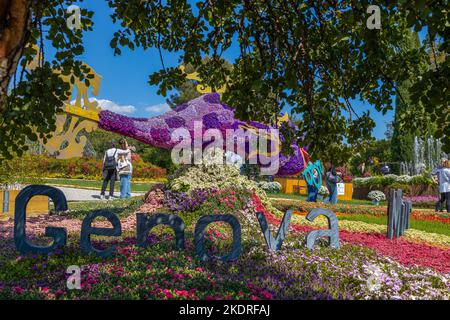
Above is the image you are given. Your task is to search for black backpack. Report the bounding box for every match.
[104,149,117,170]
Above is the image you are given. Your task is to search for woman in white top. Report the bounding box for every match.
[118,138,135,198]
[440,160,450,213]
[117,153,133,199]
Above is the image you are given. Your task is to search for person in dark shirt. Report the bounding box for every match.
[324,163,342,205]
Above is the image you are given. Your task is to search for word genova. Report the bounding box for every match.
[14,185,340,261]
[170,121,280,175]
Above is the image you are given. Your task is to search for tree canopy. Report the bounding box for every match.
[0,0,448,162]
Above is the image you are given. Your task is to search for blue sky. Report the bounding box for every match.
[66,0,394,139]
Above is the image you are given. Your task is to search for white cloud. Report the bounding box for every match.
[145,103,171,114]
[90,98,136,115]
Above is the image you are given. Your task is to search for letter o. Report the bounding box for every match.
[194,215,241,262]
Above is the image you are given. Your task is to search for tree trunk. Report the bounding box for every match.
[0,0,32,111]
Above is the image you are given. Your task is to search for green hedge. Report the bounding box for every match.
[352,174,433,188]
[0,155,166,184]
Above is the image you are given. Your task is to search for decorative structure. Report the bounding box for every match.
[302,160,323,189]
[387,189,413,239]
[136,213,185,250]
[13,185,341,258]
[179,65,227,94]
[256,210,293,251]
[63,92,310,176]
[26,45,101,159]
[194,214,241,262]
[14,185,68,254]
[305,208,340,250]
[26,44,309,174]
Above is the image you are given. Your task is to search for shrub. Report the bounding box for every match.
[367,190,386,202]
[257,181,282,193]
[353,174,433,188]
[318,186,329,195]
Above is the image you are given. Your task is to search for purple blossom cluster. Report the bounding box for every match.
[164,188,217,212]
[404,195,439,203]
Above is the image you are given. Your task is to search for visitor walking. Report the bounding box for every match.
[100,141,130,200]
[117,153,133,199]
[431,158,448,212]
[324,163,342,205]
[438,160,450,213]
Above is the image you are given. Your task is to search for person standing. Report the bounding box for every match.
[439,160,450,213]
[324,163,342,205]
[117,153,133,199]
[119,138,135,198]
[100,141,130,200]
[431,158,448,212]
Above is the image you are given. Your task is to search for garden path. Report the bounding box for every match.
[55,186,144,201]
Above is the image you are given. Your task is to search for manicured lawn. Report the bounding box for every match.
[61,197,143,219]
[268,192,385,206]
[337,214,450,237]
[39,178,158,193]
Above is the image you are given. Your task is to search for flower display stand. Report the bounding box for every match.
[275,177,353,201]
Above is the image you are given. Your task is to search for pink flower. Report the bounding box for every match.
[13,286,24,295]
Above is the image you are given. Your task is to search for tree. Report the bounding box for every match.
[390,31,425,170]
[1,1,449,162]
[166,80,201,108]
[106,0,450,154]
[0,0,94,160]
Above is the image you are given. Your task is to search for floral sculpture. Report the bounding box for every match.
[96,93,309,176]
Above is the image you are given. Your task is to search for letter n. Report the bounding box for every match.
[136,213,185,250]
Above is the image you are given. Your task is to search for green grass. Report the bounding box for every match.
[52,197,144,219]
[40,178,157,193]
[267,192,386,206]
[338,214,450,236]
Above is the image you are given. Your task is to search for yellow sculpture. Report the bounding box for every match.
[26,45,101,159]
[179,65,227,94]
[277,112,289,126]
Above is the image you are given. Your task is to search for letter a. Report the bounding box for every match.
[366,5,381,30]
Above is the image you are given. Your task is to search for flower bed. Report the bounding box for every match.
[0,163,448,300]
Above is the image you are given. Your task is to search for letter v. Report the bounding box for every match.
[255,210,293,251]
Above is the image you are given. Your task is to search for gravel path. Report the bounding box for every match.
[55,186,144,202]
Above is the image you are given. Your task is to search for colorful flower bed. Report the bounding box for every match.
[0,162,449,300]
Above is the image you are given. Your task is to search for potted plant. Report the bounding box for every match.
[318,186,329,201]
[367,190,386,206]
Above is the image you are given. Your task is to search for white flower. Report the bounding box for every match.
[366,275,382,292]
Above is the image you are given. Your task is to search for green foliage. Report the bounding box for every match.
[108,0,449,155]
[349,139,392,175]
[1,0,95,160]
[0,155,166,182]
[2,0,449,162]
[140,146,177,174]
[88,130,176,173]
[352,174,433,188]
